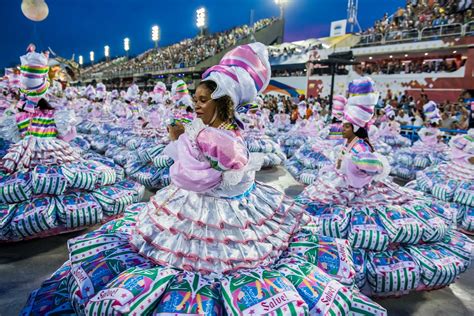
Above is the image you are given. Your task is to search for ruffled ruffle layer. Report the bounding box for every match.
[131,182,310,274]
[0,137,80,173]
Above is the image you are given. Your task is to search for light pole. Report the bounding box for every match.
[104,45,110,62]
[274,0,289,43]
[78,55,83,67]
[124,37,130,58]
[196,7,206,36]
[89,51,94,65]
[152,25,160,48]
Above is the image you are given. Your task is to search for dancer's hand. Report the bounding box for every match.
[168,122,185,140]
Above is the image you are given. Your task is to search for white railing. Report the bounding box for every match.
[356,22,470,47]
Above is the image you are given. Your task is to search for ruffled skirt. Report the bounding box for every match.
[0,136,143,242]
[285,142,335,185]
[23,199,389,316]
[390,142,449,180]
[414,161,474,232]
[0,137,81,174]
[297,174,473,296]
[131,182,310,274]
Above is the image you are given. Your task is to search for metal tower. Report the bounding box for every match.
[347,0,362,33]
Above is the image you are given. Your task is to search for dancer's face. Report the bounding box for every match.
[194,84,218,125]
[342,122,355,139]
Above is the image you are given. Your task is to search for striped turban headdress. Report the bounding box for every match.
[423,101,441,124]
[18,44,50,112]
[344,77,379,131]
[332,95,347,121]
[202,42,271,129]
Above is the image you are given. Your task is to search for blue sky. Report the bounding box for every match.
[1,0,403,68]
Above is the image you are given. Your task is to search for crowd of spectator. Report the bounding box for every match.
[261,89,472,131]
[374,89,472,130]
[362,0,472,41]
[81,18,276,77]
[361,57,464,75]
[81,57,127,75]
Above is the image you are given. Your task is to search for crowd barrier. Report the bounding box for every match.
[356,22,472,47]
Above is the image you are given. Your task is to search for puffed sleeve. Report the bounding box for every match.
[167,118,249,193]
[196,128,249,172]
[351,139,372,155]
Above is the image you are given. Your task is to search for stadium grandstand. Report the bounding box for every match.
[38,0,474,132]
[79,17,282,89]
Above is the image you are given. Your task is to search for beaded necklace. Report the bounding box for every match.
[217,121,237,131]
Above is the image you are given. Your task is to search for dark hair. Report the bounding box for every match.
[186,106,193,113]
[37,98,54,110]
[198,80,234,122]
[353,125,375,152]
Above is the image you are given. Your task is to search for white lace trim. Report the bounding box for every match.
[373,153,391,182]
[220,152,264,187]
[185,118,207,142]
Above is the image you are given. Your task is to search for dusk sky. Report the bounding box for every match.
[1,0,404,68]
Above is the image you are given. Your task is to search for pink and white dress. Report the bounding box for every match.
[23,117,391,315]
[131,118,308,273]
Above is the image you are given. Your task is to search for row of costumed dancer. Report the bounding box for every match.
[8,42,470,316]
[0,45,144,242]
[267,83,472,235]
[272,96,451,185]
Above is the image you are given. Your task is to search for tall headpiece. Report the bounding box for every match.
[201,42,271,129]
[343,77,379,132]
[18,44,50,112]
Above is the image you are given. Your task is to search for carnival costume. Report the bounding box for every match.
[0,46,143,242]
[297,78,472,297]
[286,95,347,185]
[413,130,474,233]
[23,43,387,316]
[392,101,448,180]
[242,101,286,168]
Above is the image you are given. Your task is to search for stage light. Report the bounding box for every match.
[104,45,110,58]
[389,55,393,58]
[424,52,428,56]
[196,7,206,29]
[152,25,160,47]
[78,55,83,66]
[404,54,408,57]
[89,51,94,63]
[369,56,373,60]
[124,38,130,52]
[453,50,457,54]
